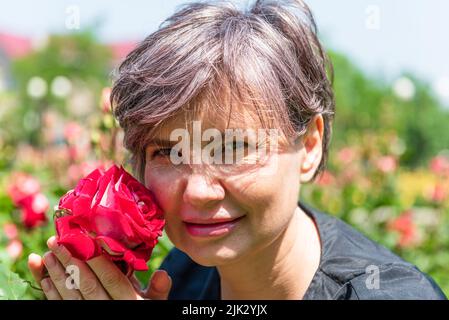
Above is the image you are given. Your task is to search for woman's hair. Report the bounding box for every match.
[111,0,335,183]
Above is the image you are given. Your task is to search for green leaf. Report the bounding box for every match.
[0,264,28,300]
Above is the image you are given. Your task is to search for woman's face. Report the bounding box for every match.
[144,112,310,267]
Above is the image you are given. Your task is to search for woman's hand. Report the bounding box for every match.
[28,236,172,300]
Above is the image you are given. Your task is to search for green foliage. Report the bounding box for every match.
[0,31,448,299]
[329,51,449,167]
[0,264,28,300]
[3,31,112,148]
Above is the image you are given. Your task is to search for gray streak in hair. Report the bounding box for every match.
[111,0,335,182]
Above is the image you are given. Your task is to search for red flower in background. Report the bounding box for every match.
[375,155,397,174]
[317,170,335,186]
[7,173,48,228]
[3,223,23,260]
[63,122,83,144]
[68,160,111,186]
[428,183,448,203]
[6,239,23,260]
[388,210,419,248]
[430,155,449,176]
[63,122,91,162]
[18,193,49,228]
[55,165,165,275]
[336,147,356,166]
[3,223,19,240]
[7,173,40,205]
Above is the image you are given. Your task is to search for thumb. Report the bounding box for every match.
[144,270,172,300]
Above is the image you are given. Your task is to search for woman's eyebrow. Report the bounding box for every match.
[146,138,177,147]
[147,131,257,146]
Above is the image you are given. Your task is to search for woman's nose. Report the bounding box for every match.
[182,173,225,208]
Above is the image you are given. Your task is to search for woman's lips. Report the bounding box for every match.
[183,216,245,237]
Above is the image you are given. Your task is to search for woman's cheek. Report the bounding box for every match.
[226,160,298,232]
[144,165,184,213]
[145,168,185,246]
[223,167,285,209]
[162,216,179,244]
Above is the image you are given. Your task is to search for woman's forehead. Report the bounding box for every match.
[150,104,267,141]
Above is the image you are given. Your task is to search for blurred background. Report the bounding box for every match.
[0,0,448,299]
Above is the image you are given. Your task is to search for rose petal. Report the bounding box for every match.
[116,193,146,225]
[55,215,77,236]
[58,233,98,260]
[123,250,148,271]
[91,166,118,208]
[92,205,134,241]
[96,236,127,256]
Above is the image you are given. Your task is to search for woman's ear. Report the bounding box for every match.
[299,114,324,183]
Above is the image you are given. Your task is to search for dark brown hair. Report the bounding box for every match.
[111,0,335,182]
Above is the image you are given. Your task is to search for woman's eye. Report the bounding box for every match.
[224,140,249,151]
[217,140,251,163]
[152,148,173,158]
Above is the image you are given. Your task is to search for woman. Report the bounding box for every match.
[28,0,446,300]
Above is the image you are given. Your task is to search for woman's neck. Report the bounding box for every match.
[217,206,321,300]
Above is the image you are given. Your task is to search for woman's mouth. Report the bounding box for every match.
[183,216,245,237]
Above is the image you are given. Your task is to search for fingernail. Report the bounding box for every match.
[41,278,50,292]
[28,253,40,263]
[152,272,168,292]
[47,237,60,251]
[43,252,56,268]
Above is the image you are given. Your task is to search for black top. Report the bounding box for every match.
[159,202,447,300]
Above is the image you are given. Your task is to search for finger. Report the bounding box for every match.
[144,270,172,300]
[28,253,47,285]
[129,274,144,295]
[40,278,62,300]
[47,236,110,300]
[86,255,142,300]
[43,252,83,300]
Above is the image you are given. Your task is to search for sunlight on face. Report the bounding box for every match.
[143,109,307,267]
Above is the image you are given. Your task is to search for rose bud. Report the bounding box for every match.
[55,165,165,275]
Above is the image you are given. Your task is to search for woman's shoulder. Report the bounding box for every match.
[301,202,447,300]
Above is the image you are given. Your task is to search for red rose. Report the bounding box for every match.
[19,193,49,228]
[7,173,48,228]
[7,173,41,205]
[55,165,165,275]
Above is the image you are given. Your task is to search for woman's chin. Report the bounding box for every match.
[182,241,245,267]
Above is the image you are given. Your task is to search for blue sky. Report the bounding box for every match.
[1,0,449,104]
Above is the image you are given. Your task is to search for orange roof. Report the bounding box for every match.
[0,32,33,58]
[0,31,137,62]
